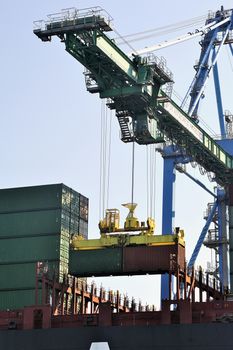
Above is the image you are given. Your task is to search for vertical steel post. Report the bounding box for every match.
[199,268,203,302]
[188,200,218,270]
[35,263,39,306]
[188,29,218,117]
[229,44,233,56]
[162,157,176,234]
[161,151,176,299]
[228,185,233,292]
[217,188,229,291]
[212,48,226,137]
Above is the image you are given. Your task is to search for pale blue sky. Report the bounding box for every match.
[1,0,233,306]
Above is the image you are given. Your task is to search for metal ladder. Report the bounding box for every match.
[116,112,134,143]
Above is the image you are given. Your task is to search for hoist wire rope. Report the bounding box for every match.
[150,145,153,218]
[99,100,111,219]
[112,26,138,55]
[99,100,105,219]
[114,15,206,45]
[153,147,157,221]
[131,141,135,205]
[116,14,206,39]
[146,146,149,217]
[102,103,106,218]
[118,20,206,46]
[106,109,112,210]
[103,103,110,217]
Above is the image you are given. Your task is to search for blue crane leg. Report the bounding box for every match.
[161,155,176,299]
[217,188,228,291]
[212,48,226,137]
[229,44,233,56]
[188,201,218,271]
[188,29,218,117]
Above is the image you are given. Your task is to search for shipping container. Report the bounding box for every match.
[177,244,186,270]
[123,245,185,274]
[0,184,63,213]
[69,248,122,277]
[62,186,81,216]
[79,219,88,238]
[0,184,88,215]
[0,235,61,264]
[79,194,89,221]
[0,209,61,238]
[69,244,185,277]
[0,289,42,310]
[0,183,89,307]
[0,261,60,290]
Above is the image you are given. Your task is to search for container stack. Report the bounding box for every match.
[0,183,88,310]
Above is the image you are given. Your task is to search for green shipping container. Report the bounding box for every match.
[0,183,88,215]
[0,289,43,310]
[0,184,63,213]
[0,209,61,238]
[0,261,60,290]
[0,235,61,264]
[69,248,122,277]
[0,183,89,309]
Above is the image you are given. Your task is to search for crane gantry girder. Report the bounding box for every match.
[156,96,233,185]
[34,7,233,185]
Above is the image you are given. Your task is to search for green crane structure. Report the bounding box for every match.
[34,7,233,291]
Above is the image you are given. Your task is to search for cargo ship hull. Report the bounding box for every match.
[1,323,233,350]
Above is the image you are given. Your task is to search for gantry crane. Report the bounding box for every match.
[34,6,233,297]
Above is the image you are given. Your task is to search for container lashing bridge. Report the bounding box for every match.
[34,6,233,299]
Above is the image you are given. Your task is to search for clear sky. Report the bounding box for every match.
[1,0,233,307]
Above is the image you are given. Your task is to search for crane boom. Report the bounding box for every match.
[33,7,233,185]
[135,17,230,55]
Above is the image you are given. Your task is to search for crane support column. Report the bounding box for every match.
[188,201,218,271]
[212,48,226,137]
[229,44,233,56]
[228,185,233,292]
[162,157,176,234]
[161,155,175,299]
[217,188,229,291]
[160,145,190,299]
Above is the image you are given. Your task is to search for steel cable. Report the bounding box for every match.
[114,15,206,46]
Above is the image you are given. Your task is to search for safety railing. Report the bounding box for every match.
[146,54,174,82]
[194,270,221,291]
[33,6,113,31]
[74,279,156,311]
